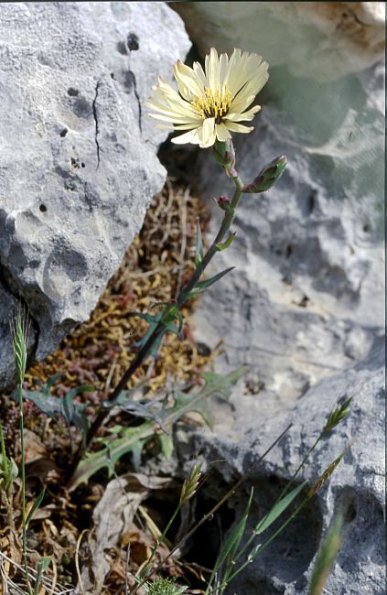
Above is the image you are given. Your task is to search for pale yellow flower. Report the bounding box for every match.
[147,48,269,148]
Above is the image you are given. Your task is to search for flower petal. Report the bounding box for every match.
[171,128,201,145]
[205,47,220,90]
[231,66,269,112]
[219,52,229,85]
[174,61,204,98]
[148,111,201,126]
[226,50,268,100]
[224,121,254,134]
[193,61,207,88]
[226,105,261,122]
[201,117,216,147]
[215,122,231,142]
[172,123,201,130]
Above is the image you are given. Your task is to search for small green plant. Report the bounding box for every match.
[204,399,351,594]
[11,312,29,577]
[68,368,245,490]
[10,311,47,595]
[19,374,94,451]
[60,47,287,481]
[0,423,18,538]
[132,465,203,594]
[125,397,349,594]
[145,577,188,595]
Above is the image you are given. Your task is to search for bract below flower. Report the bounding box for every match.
[147,48,269,148]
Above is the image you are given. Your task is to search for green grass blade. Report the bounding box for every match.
[309,514,343,595]
[25,488,45,530]
[254,481,307,536]
[212,489,253,575]
[195,220,204,266]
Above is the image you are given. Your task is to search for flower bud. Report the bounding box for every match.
[215,195,231,210]
[243,155,287,193]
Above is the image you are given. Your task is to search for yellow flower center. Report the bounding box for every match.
[192,87,232,122]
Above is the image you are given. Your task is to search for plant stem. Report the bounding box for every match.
[131,506,181,594]
[17,382,29,583]
[68,162,244,480]
[149,424,292,582]
[177,173,244,307]
[230,433,324,569]
[226,495,312,584]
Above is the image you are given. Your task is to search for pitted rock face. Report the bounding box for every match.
[0,2,191,389]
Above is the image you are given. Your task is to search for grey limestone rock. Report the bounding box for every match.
[174,2,385,82]
[180,342,385,594]
[0,2,191,389]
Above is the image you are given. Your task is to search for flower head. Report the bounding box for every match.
[147,48,269,148]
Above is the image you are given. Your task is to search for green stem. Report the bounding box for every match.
[149,424,292,584]
[177,173,244,307]
[226,495,312,584]
[131,506,181,594]
[17,382,29,587]
[68,156,244,481]
[230,433,323,570]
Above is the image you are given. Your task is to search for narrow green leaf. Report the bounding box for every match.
[254,481,307,535]
[36,556,51,573]
[65,385,95,402]
[213,489,253,574]
[25,488,45,529]
[64,397,87,421]
[309,514,343,595]
[215,232,236,252]
[34,556,52,595]
[162,322,182,336]
[195,220,204,266]
[130,438,147,470]
[134,317,164,352]
[149,332,165,357]
[187,267,235,298]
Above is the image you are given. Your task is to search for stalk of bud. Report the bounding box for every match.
[243,155,287,193]
[213,140,237,177]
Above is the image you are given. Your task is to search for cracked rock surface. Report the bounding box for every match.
[0,2,190,389]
